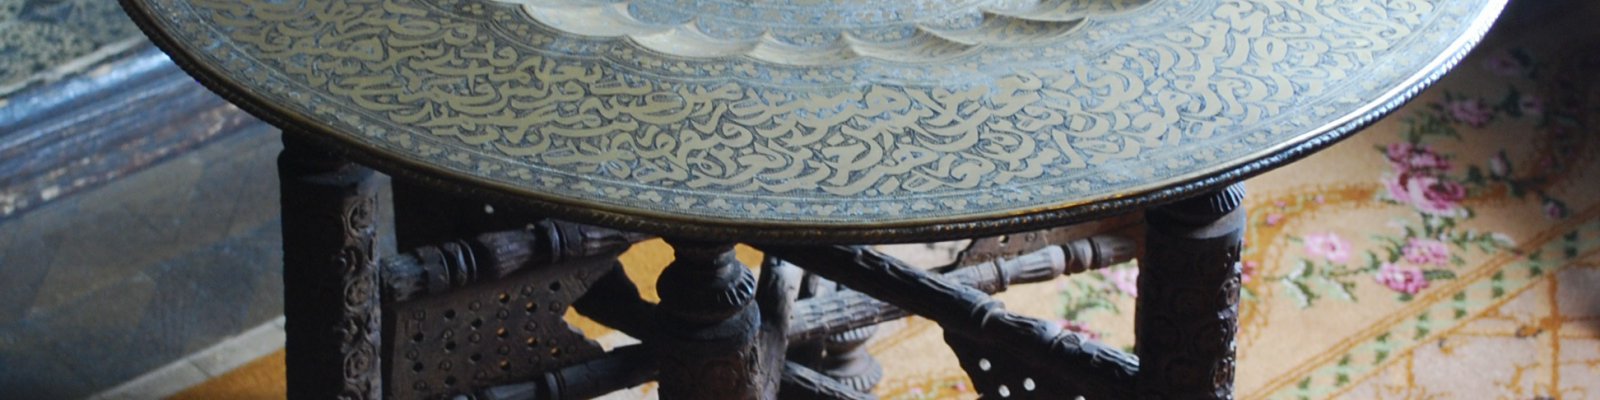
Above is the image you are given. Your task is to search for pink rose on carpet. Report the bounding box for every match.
[1385,142,1414,170]
[1387,174,1466,215]
[1103,266,1139,298]
[1381,173,1409,202]
[1384,142,1451,174]
[1402,238,1451,266]
[1374,262,1429,294]
[1544,199,1568,219]
[1446,99,1493,127]
[1265,212,1284,226]
[1302,232,1351,262]
[1241,260,1258,283]
[1404,150,1451,172]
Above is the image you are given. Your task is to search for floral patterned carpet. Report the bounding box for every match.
[166,1,1600,400]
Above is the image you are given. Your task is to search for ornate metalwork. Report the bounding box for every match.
[120,0,1508,243]
[1136,183,1246,400]
[277,133,384,400]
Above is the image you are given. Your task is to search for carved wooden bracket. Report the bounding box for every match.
[756,244,1139,400]
[789,235,1135,342]
[373,223,1139,400]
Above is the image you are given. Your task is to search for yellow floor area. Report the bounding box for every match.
[165,349,285,400]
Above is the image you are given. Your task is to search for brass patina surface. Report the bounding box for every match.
[119,0,1506,242]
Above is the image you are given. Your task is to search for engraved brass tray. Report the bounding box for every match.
[119,0,1507,242]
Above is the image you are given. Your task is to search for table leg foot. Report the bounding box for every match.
[1137,183,1246,400]
[817,326,882,393]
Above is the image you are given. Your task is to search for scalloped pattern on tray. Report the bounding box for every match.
[504,0,1150,64]
[130,0,1503,226]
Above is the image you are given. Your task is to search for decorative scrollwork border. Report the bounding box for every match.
[117,0,1507,244]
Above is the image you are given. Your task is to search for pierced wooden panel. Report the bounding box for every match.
[384,255,613,400]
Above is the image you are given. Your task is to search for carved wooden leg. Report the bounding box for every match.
[653,240,773,400]
[279,134,383,400]
[1137,183,1246,400]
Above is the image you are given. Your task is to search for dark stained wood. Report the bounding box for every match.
[787,236,1134,342]
[816,326,881,392]
[755,254,801,400]
[777,272,882,393]
[778,362,881,400]
[384,252,614,400]
[652,240,772,400]
[278,132,383,400]
[757,244,1138,400]
[465,345,658,400]
[1136,183,1246,400]
[953,213,1142,267]
[381,221,649,303]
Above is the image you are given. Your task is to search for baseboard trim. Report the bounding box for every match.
[86,316,286,400]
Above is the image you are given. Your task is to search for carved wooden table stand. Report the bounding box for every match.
[119,0,1509,398]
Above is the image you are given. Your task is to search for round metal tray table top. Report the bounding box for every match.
[122,0,1506,242]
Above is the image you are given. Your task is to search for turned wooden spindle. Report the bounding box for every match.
[788,235,1136,342]
[381,220,650,303]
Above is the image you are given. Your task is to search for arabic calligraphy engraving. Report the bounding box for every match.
[144,0,1488,223]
